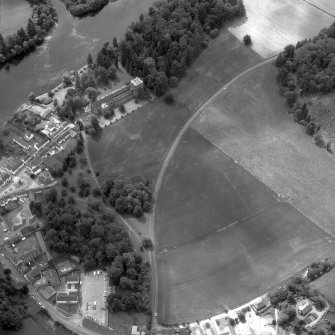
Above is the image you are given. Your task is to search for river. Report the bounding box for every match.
[0,0,155,122]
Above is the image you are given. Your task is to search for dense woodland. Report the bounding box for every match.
[62,0,109,17]
[30,188,151,312]
[0,271,28,331]
[102,176,152,217]
[275,22,335,150]
[0,0,57,66]
[117,0,245,95]
[54,42,119,121]
[276,22,335,95]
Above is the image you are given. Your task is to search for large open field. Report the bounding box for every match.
[155,128,334,323]
[192,63,335,237]
[228,0,335,58]
[88,31,261,184]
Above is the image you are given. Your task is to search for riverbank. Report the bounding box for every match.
[0,0,58,67]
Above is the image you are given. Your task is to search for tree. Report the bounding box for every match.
[243,34,252,46]
[28,92,36,102]
[133,205,143,217]
[108,64,117,80]
[142,238,153,250]
[87,53,93,67]
[74,71,81,90]
[26,18,37,38]
[61,178,68,187]
[86,87,98,104]
[63,73,72,87]
[164,93,175,105]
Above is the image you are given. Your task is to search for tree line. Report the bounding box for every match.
[115,0,245,96]
[0,0,57,66]
[63,0,109,17]
[276,22,335,95]
[275,22,335,151]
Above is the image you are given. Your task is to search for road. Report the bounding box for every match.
[82,57,279,330]
[148,55,278,328]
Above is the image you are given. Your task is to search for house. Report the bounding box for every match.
[56,291,78,304]
[252,299,267,313]
[34,276,48,288]
[20,247,41,264]
[13,137,31,150]
[33,137,50,151]
[4,160,24,175]
[57,260,74,276]
[131,326,138,335]
[66,272,80,291]
[25,104,52,118]
[298,301,313,317]
[44,268,61,287]
[130,77,143,97]
[25,262,48,284]
[39,285,57,300]
[66,272,80,284]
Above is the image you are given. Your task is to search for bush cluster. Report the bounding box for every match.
[0,0,57,66]
[102,176,152,217]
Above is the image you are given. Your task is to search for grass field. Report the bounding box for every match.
[88,31,261,185]
[228,0,334,58]
[155,128,334,323]
[192,62,335,237]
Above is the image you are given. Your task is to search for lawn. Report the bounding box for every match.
[311,269,335,305]
[192,62,335,237]
[89,100,192,184]
[155,129,334,323]
[107,311,148,335]
[228,0,335,58]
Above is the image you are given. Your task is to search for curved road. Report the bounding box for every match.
[149,55,277,328]
[83,56,278,330]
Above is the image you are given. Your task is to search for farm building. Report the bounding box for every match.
[298,301,313,316]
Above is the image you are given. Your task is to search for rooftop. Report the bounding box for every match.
[131,77,143,86]
[66,273,80,283]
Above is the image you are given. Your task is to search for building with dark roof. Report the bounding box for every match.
[57,260,74,276]
[20,226,33,237]
[39,286,57,300]
[20,247,41,264]
[13,137,31,150]
[66,273,80,284]
[25,262,48,284]
[56,291,78,304]
[44,268,61,287]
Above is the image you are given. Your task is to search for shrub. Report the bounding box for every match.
[327,141,334,154]
[119,104,126,113]
[285,91,297,108]
[164,93,175,105]
[28,92,36,102]
[306,121,316,136]
[243,34,252,46]
[209,28,219,39]
[314,132,326,148]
